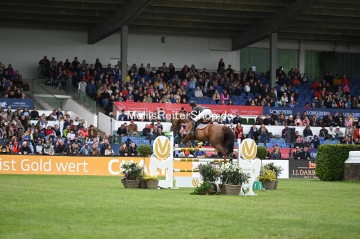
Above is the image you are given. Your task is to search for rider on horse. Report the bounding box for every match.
[189,101,212,136]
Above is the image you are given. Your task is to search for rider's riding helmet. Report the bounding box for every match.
[189,101,197,108]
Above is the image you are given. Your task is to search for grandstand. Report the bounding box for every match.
[0,0,360,159]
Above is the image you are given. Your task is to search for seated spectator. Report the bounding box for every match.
[335,126,344,139]
[234,124,244,140]
[54,140,66,154]
[105,144,114,156]
[88,125,98,138]
[340,136,352,144]
[43,140,54,155]
[0,142,10,154]
[91,142,100,155]
[80,143,91,155]
[194,87,203,99]
[303,137,312,148]
[345,125,354,139]
[20,141,32,155]
[63,144,75,156]
[271,146,281,159]
[303,125,313,138]
[293,146,302,160]
[294,138,304,149]
[287,115,295,126]
[119,143,129,156]
[257,124,269,143]
[11,141,21,154]
[255,115,263,125]
[311,135,320,149]
[128,142,138,156]
[301,147,311,160]
[328,126,336,139]
[247,124,258,141]
[319,125,330,140]
[127,120,138,136]
[353,126,360,142]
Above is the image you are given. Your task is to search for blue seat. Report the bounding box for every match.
[266,143,273,148]
[258,143,265,146]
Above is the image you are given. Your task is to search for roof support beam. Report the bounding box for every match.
[138,12,258,25]
[0,0,125,11]
[169,0,287,6]
[0,5,111,17]
[129,25,235,36]
[232,0,316,51]
[145,7,269,18]
[131,19,250,30]
[151,1,280,12]
[88,0,154,44]
[278,33,360,43]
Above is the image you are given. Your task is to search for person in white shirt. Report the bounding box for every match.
[328,126,336,139]
[194,87,203,99]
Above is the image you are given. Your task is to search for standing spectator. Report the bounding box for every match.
[217,58,225,73]
[118,109,128,121]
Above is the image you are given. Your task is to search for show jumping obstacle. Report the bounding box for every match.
[150,133,261,196]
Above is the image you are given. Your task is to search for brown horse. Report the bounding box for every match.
[182,121,235,161]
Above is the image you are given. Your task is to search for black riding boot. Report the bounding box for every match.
[193,120,197,137]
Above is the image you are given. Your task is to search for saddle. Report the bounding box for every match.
[195,120,211,130]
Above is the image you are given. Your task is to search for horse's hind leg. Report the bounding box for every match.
[211,142,228,163]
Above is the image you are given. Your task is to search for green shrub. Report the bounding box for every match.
[197,163,219,183]
[316,144,360,181]
[190,182,217,195]
[258,169,276,182]
[256,146,267,159]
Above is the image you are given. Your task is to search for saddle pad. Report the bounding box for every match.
[196,124,210,130]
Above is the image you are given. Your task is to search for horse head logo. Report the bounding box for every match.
[0,102,7,108]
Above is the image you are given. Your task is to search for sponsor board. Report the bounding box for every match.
[289,160,317,179]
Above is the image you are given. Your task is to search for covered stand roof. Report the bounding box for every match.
[0,0,359,49]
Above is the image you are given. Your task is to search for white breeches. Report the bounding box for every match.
[194,109,212,122]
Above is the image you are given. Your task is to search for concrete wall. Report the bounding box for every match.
[0,28,239,79]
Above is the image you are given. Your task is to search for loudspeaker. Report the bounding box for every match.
[285,128,296,143]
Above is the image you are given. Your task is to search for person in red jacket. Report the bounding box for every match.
[83,71,91,82]
[342,75,350,86]
[353,127,360,142]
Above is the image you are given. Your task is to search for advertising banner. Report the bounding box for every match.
[0,98,34,110]
[114,102,262,116]
[263,106,360,118]
[0,155,194,177]
[288,160,317,179]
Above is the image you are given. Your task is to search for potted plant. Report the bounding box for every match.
[139,172,148,189]
[263,162,283,189]
[219,163,249,196]
[120,161,143,188]
[191,181,219,195]
[256,146,268,159]
[197,163,219,183]
[136,144,153,188]
[144,175,159,189]
[258,169,277,190]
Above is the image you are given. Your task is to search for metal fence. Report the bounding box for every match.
[31,81,61,109]
[66,83,97,114]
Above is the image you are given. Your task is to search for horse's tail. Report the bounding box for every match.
[222,126,234,155]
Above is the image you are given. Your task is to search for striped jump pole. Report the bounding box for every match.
[174,158,238,163]
[174,148,218,152]
[174,169,199,172]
